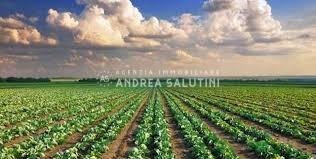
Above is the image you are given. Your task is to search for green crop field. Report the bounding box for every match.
[0,83,315,159]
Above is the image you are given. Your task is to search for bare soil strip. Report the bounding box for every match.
[43,132,83,159]
[4,95,127,148]
[4,119,69,147]
[194,95,316,155]
[209,93,316,121]
[3,94,123,130]
[42,97,134,159]
[177,91,316,155]
[161,94,191,159]
[100,95,149,159]
[204,120,257,159]
[173,93,257,159]
[239,118,316,155]
[2,108,66,129]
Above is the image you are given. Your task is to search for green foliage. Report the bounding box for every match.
[4,77,50,83]
[167,89,313,159]
[0,85,314,159]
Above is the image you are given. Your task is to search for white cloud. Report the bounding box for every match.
[47,9,79,29]
[0,16,57,45]
[176,14,201,35]
[46,0,184,48]
[1,0,316,77]
[45,0,285,52]
[47,6,125,46]
[75,5,125,46]
[170,50,202,66]
[203,0,282,44]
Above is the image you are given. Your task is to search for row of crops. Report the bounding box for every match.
[0,85,315,158]
[170,88,316,143]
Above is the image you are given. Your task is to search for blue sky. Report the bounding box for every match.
[1,0,316,20]
[0,0,316,76]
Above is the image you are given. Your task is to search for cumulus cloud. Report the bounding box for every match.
[47,9,79,29]
[131,17,184,39]
[47,7,125,46]
[1,0,316,77]
[0,16,57,45]
[176,14,201,35]
[76,6,126,46]
[124,36,161,47]
[203,0,282,44]
[44,0,286,52]
[46,0,184,48]
[169,50,202,67]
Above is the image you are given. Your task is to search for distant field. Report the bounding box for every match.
[50,78,80,82]
[0,83,315,158]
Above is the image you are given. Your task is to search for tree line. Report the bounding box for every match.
[0,77,50,83]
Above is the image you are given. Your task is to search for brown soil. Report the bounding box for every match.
[172,92,257,159]
[202,118,257,159]
[240,118,316,155]
[209,93,316,115]
[3,94,123,130]
[3,135,29,148]
[100,95,149,159]
[2,110,63,129]
[3,94,126,148]
[176,90,316,156]
[161,94,191,159]
[190,94,316,155]
[43,132,83,159]
[4,119,68,148]
[42,96,132,159]
[208,93,316,125]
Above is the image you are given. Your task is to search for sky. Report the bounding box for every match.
[0,0,316,77]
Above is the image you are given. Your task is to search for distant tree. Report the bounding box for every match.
[38,78,50,82]
[78,78,99,82]
[6,77,18,82]
[5,77,50,83]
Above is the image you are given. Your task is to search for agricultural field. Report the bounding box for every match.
[0,84,315,159]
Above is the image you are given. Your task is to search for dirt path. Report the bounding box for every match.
[192,95,316,155]
[3,94,128,148]
[3,94,123,130]
[207,92,316,116]
[100,95,149,159]
[201,118,257,159]
[161,94,191,159]
[42,95,138,159]
[4,119,69,148]
[171,92,257,159]
[2,107,67,129]
[239,117,316,156]
[174,90,316,156]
